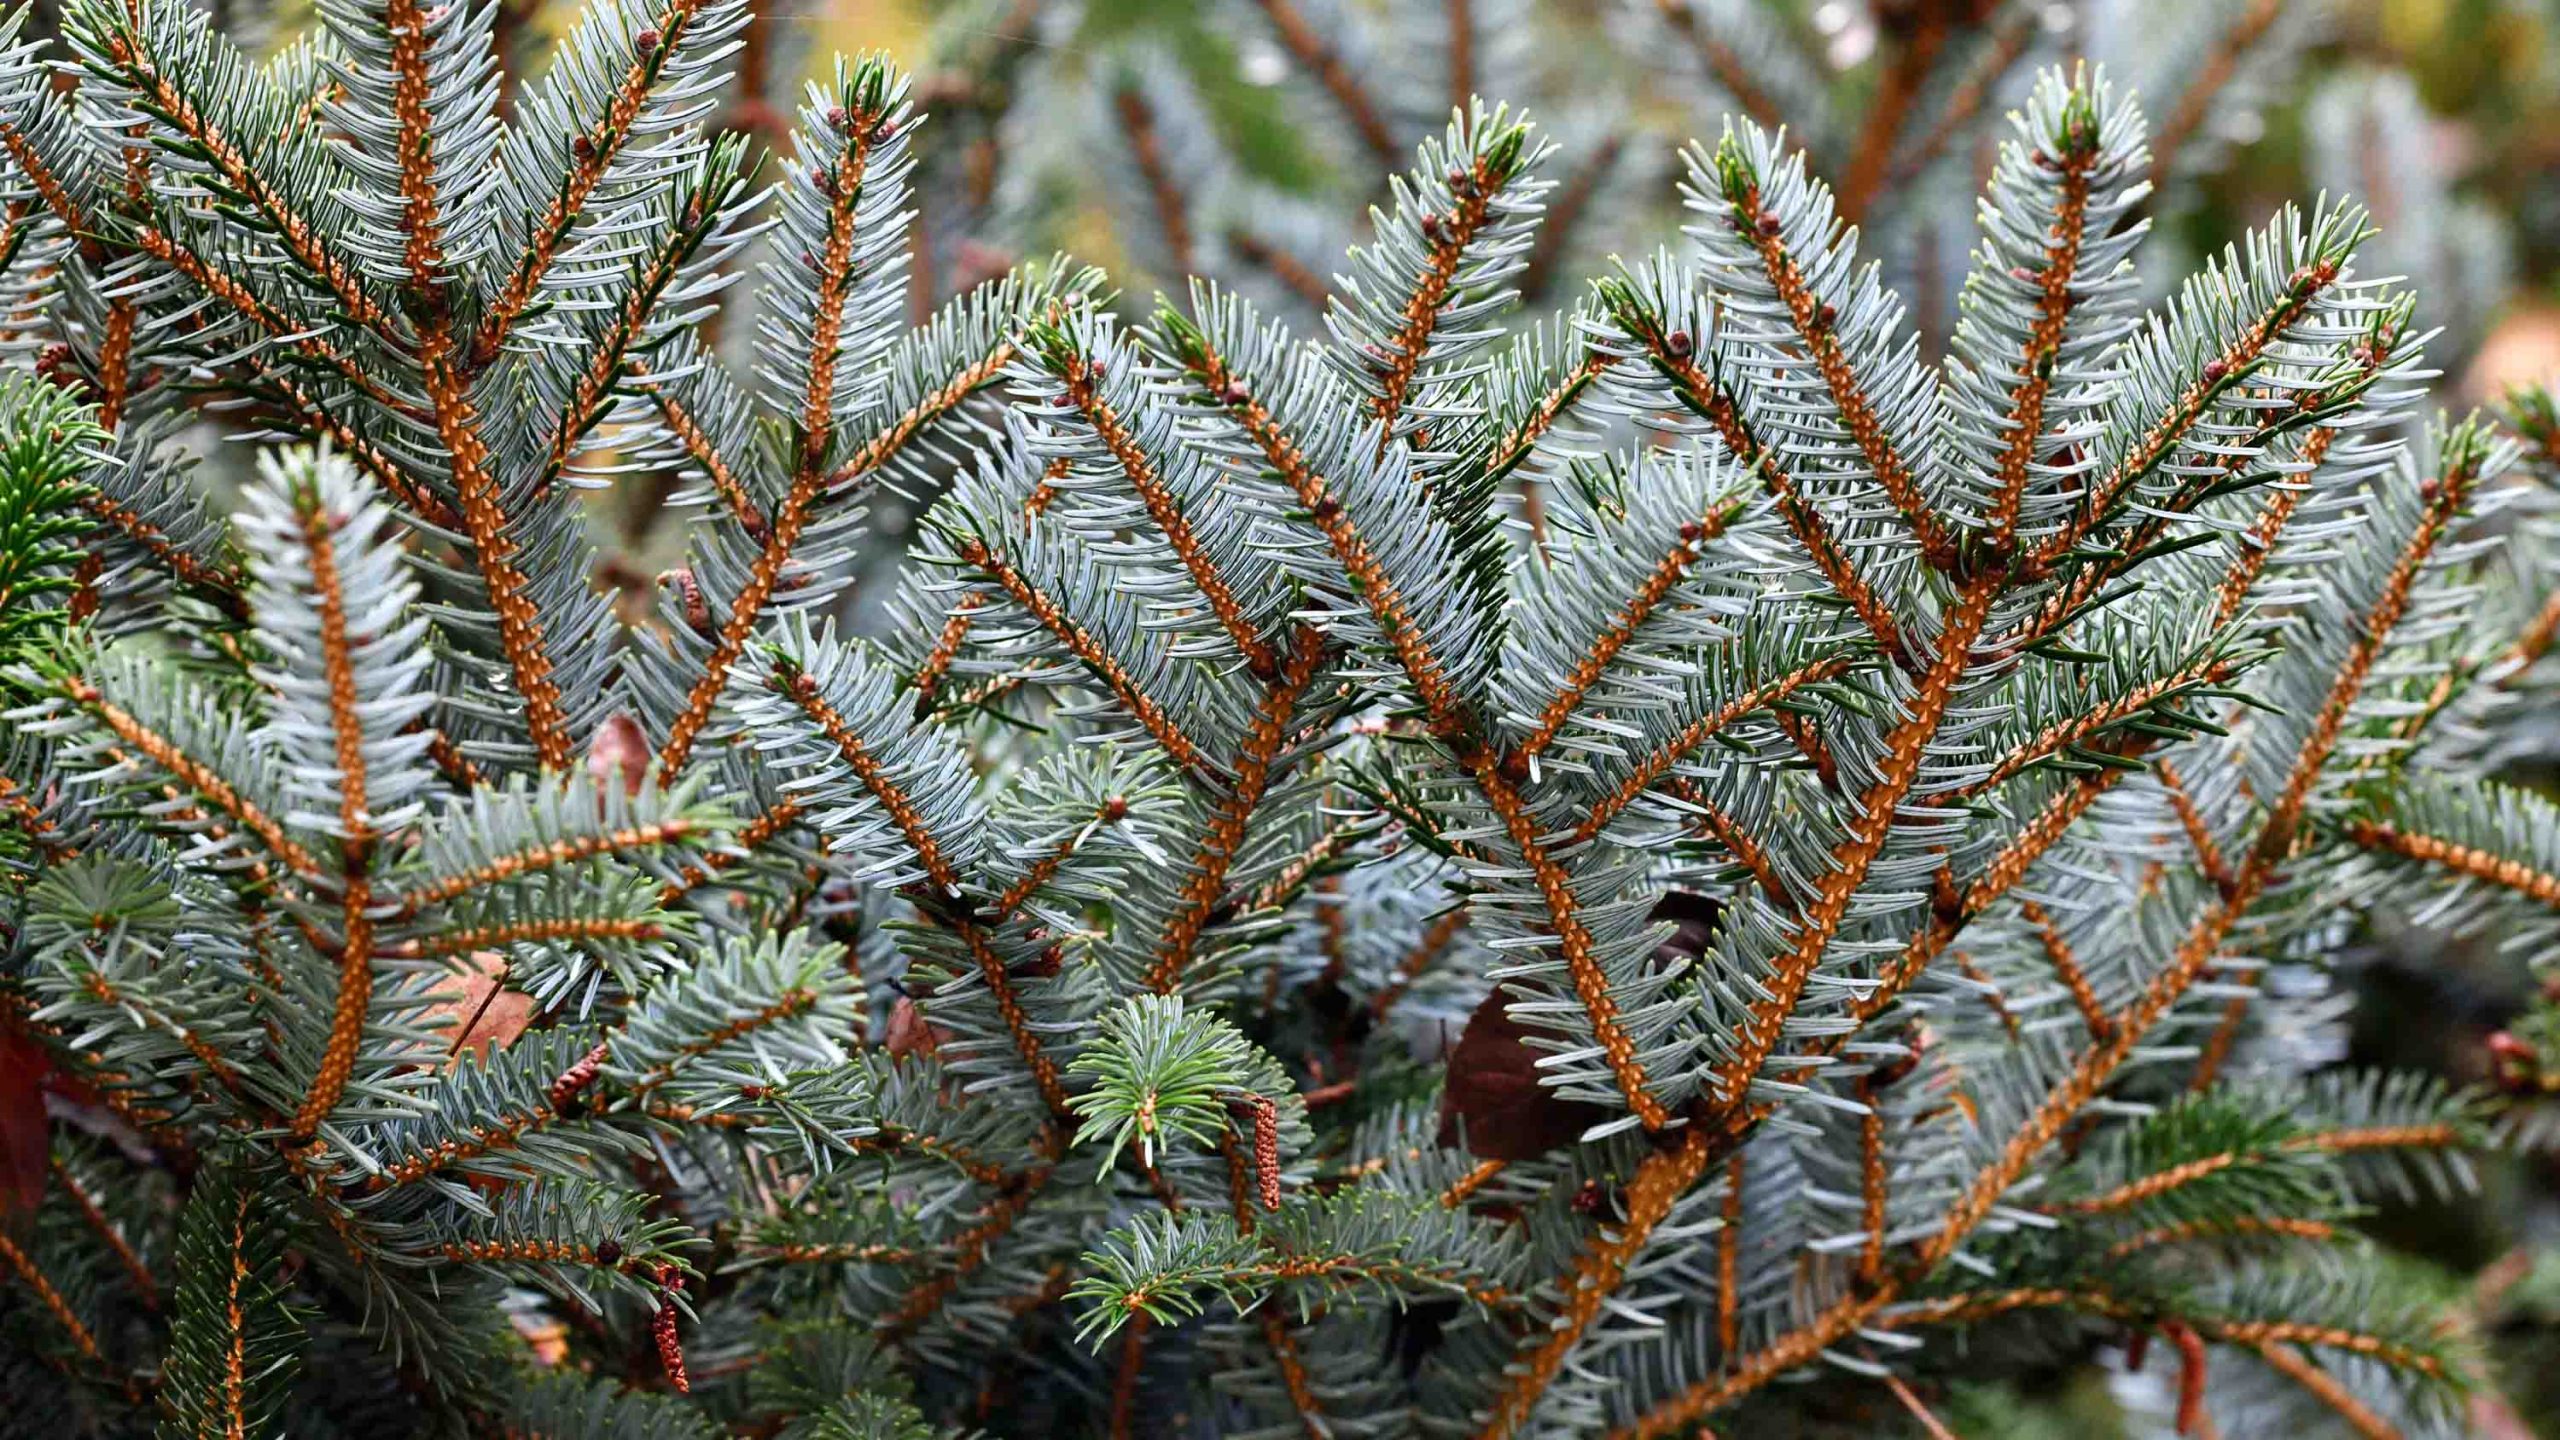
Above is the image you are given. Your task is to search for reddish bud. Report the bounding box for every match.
[586,713,651,798]
[634,27,659,51]
[1664,329,1694,358]
[571,134,595,160]
[594,1238,623,1268]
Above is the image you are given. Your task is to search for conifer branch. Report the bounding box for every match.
[471,0,719,364]
[1110,87,1193,280]
[1511,493,1748,765]
[60,677,323,876]
[291,486,377,1140]
[399,819,697,912]
[1712,155,1948,561]
[1647,0,1783,132]
[1147,625,1324,993]
[1601,286,1913,663]
[1570,653,1860,842]
[953,538,1213,775]
[2250,1338,2400,1440]
[2344,820,2560,911]
[1046,345,1271,672]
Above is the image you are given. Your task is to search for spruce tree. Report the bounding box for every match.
[0,3,2553,1436]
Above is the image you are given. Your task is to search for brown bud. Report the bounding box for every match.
[634,27,659,51]
[571,134,595,160]
[1664,329,1694,358]
[586,713,651,798]
[594,1238,623,1268]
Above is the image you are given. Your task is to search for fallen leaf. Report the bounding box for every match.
[422,951,537,1067]
[1437,891,1719,1162]
[0,1026,51,1227]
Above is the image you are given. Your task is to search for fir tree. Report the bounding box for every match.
[0,3,2553,1436]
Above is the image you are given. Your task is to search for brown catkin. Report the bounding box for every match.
[653,1268,689,1393]
[1251,1094,1281,1211]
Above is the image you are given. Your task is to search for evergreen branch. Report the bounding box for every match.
[291,474,379,1139]
[1365,127,1524,434]
[1647,1,1784,131]
[1475,1129,1716,1439]
[2251,1338,2400,1440]
[533,160,740,496]
[1041,343,1272,673]
[629,358,764,539]
[1708,143,1948,560]
[657,332,1023,776]
[790,103,888,482]
[1509,492,1749,766]
[471,0,722,364]
[399,818,698,912]
[1834,10,1950,219]
[953,537,1212,775]
[2158,759,2238,899]
[2101,1214,2337,1261]
[2026,261,2346,575]
[1370,906,1467,1018]
[1667,776,1795,913]
[1705,573,2003,1109]
[426,336,570,767]
[881,1166,1054,1336]
[1225,227,1332,311]
[2058,1124,2460,1217]
[1985,110,2099,545]
[48,1157,156,1306]
[1600,282,1911,663]
[389,916,668,959]
[1882,10,2039,191]
[1941,653,2240,803]
[59,676,323,876]
[1173,345,1470,736]
[2344,819,2560,912]
[70,968,245,1095]
[1571,653,1860,843]
[383,0,448,292]
[0,1228,110,1372]
[125,225,417,425]
[2021,899,2112,1043]
[1110,86,1193,279]
[1601,440,2506,1434]
[102,40,389,332]
[1479,350,1612,485]
[1148,625,1324,993]
[75,485,250,623]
